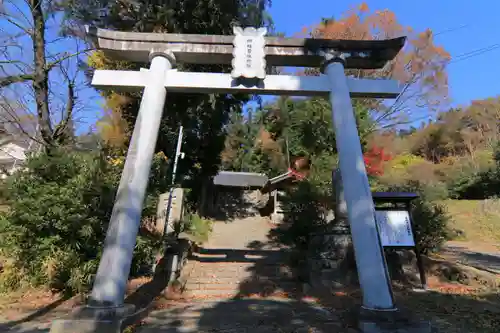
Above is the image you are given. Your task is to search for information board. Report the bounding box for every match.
[374,210,415,247]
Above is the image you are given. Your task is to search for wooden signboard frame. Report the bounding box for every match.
[372,192,427,290]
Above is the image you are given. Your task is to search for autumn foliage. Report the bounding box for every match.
[300,2,451,126]
[363,145,393,176]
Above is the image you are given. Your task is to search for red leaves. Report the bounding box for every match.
[363,145,392,176]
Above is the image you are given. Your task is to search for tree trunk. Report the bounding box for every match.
[30,0,53,149]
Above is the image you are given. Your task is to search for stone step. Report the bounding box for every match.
[182,288,241,298]
[191,261,285,268]
[135,299,340,333]
[190,252,286,261]
[187,276,296,285]
[186,280,298,290]
[183,284,300,299]
[185,282,242,291]
[188,266,292,278]
[143,299,336,320]
[187,276,243,284]
[136,323,341,333]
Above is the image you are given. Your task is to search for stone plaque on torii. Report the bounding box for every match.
[50,25,413,333]
[231,26,267,79]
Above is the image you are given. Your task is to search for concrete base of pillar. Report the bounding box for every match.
[357,307,433,333]
[49,303,136,333]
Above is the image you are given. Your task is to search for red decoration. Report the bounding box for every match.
[288,167,307,180]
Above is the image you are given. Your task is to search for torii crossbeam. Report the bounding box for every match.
[92,69,401,97]
[52,26,408,333]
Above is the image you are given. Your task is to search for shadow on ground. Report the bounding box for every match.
[179,181,500,333]
[139,298,347,332]
[443,245,500,274]
[0,293,80,333]
[3,183,500,333]
[133,279,500,333]
[205,188,255,221]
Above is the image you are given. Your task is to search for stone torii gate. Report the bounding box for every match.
[53,26,408,332]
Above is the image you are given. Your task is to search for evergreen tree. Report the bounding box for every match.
[64,0,274,205]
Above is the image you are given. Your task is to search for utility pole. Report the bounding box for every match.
[163,125,184,236]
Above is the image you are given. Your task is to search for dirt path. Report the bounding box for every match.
[441,241,500,274]
[0,291,84,333]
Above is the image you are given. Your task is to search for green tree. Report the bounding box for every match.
[64,0,274,207]
[0,149,169,292]
[220,95,374,199]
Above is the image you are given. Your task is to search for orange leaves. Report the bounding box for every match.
[417,30,432,40]
[317,12,369,41]
[435,45,451,59]
[434,283,478,295]
[256,127,280,152]
[359,2,369,12]
[300,2,451,124]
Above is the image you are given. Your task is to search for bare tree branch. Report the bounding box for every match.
[46,48,93,71]
[52,79,75,142]
[0,74,35,87]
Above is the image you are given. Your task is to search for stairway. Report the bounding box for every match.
[137,298,341,333]
[182,215,298,299]
[183,247,298,298]
[136,214,340,332]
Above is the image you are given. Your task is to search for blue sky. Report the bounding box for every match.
[269,0,500,107]
[3,1,499,134]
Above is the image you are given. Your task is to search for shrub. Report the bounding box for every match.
[0,149,163,293]
[378,154,449,200]
[443,148,500,199]
[411,196,450,253]
[181,213,213,244]
[269,181,328,252]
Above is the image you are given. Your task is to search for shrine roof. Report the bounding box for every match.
[372,192,419,203]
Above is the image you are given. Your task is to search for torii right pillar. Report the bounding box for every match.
[323,53,395,311]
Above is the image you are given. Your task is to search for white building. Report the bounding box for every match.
[0,120,39,179]
[0,139,31,179]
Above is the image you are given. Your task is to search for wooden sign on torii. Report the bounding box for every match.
[60,25,406,332]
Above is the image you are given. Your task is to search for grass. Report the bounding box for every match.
[442,199,500,246]
[182,213,213,244]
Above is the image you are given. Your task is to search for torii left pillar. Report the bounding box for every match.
[50,51,174,333]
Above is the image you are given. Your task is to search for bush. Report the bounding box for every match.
[411,196,450,253]
[269,181,328,252]
[0,149,163,293]
[378,154,449,200]
[444,148,500,199]
[181,213,213,244]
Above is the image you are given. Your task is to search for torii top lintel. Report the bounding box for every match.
[85,26,406,70]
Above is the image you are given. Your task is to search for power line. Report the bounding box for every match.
[450,43,500,64]
[434,24,469,37]
[413,21,500,64]
[431,23,500,64]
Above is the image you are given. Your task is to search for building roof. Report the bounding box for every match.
[213,171,268,188]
